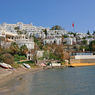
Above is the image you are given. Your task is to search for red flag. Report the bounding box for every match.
[72,23,74,28]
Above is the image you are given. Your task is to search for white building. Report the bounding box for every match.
[16,35,34,50]
[85,38,94,45]
[64,37,76,45]
[43,37,62,45]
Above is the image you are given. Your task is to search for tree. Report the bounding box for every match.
[80,45,90,51]
[0,46,3,54]
[34,37,43,50]
[63,35,68,38]
[43,51,49,59]
[82,37,86,40]
[46,44,64,60]
[14,26,22,34]
[89,40,95,51]
[49,52,57,60]
[31,49,37,64]
[51,25,63,30]
[80,46,86,51]
[43,29,47,36]
[93,31,95,35]
[63,51,70,60]
[14,26,19,30]
[68,32,76,37]
[87,36,92,38]
[73,33,76,37]
[17,30,23,34]
[20,45,28,55]
[87,30,90,35]
[82,40,87,45]
[9,42,20,55]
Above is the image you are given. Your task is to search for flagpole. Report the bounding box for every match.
[73,26,75,33]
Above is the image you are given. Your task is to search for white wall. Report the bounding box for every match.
[75,55,95,59]
[52,63,61,66]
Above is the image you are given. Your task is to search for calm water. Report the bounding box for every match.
[1,66,95,95]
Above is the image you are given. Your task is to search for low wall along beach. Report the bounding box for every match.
[70,55,95,66]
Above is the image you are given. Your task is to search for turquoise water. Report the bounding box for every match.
[1,66,95,95]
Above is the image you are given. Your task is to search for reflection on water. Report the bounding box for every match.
[0,66,95,95]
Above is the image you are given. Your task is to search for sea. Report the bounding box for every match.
[0,66,95,95]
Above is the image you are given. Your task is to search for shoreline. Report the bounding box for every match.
[69,63,95,67]
[0,63,95,87]
[0,66,43,87]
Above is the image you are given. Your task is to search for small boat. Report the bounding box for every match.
[23,63,31,69]
[0,63,12,69]
[41,63,46,67]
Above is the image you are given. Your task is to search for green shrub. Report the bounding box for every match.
[18,60,34,64]
[14,54,20,61]
[11,63,20,68]
[14,54,26,61]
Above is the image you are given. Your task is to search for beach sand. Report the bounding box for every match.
[0,66,43,89]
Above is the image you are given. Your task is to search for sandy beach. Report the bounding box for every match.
[0,66,43,88]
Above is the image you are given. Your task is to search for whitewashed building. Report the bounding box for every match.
[64,37,76,45]
[16,35,34,50]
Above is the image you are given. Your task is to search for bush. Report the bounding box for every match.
[20,56,26,60]
[1,53,14,64]
[14,54,20,61]
[11,63,20,68]
[14,54,26,61]
[18,60,34,64]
